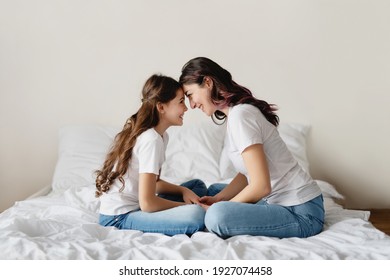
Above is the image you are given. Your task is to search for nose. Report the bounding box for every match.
[189,99,196,109]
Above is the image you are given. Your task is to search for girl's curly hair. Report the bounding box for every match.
[95,74,181,197]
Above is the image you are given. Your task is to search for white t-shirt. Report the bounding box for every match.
[226,104,321,206]
[99,128,169,215]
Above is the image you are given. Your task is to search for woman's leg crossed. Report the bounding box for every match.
[205,201,302,238]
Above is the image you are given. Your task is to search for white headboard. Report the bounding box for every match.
[1,0,389,211]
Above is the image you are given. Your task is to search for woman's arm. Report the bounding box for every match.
[214,173,248,201]
[230,144,271,203]
[138,173,186,212]
[199,172,248,206]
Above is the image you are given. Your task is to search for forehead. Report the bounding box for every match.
[175,87,184,98]
[182,83,200,94]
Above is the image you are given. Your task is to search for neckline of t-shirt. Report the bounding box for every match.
[152,127,166,140]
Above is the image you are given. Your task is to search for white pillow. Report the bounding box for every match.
[160,121,226,184]
[219,122,311,180]
[278,122,311,173]
[51,122,312,191]
[51,125,119,191]
[51,123,226,191]
[316,180,344,199]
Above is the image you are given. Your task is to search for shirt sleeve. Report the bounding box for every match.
[137,135,164,175]
[229,106,264,154]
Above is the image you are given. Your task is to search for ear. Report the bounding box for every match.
[156,102,165,114]
[204,76,213,89]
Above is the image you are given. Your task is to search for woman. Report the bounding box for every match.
[179,57,324,238]
[95,74,206,236]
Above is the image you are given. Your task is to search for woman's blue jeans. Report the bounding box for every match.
[99,179,207,236]
[205,183,325,238]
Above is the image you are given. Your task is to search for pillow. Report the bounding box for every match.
[219,122,311,180]
[51,125,119,191]
[51,122,311,191]
[277,122,311,173]
[315,180,344,199]
[52,123,226,191]
[160,121,226,185]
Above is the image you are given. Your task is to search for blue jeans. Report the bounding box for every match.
[205,183,325,238]
[99,179,207,236]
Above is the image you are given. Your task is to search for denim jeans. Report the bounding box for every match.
[205,183,325,238]
[99,179,207,236]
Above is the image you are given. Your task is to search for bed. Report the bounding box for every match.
[1,121,389,260]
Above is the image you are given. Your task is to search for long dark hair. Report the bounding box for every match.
[95,74,180,197]
[179,57,279,126]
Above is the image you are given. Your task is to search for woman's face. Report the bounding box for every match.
[162,88,188,126]
[182,79,216,116]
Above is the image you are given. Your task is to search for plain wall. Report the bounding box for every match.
[1,0,389,212]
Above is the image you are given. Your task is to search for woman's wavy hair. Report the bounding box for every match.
[95,74,180,197]
[179,57,279,126]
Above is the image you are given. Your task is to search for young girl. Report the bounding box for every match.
[95,74,207,236]
[179,57,324,238]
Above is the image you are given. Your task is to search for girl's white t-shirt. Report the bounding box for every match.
[99,128,168,215]
[226,104,321,206]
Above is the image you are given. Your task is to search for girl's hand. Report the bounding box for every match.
[181,187,200,204]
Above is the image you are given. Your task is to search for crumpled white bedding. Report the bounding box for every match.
[2,124,389,259]
[1,181,389,260]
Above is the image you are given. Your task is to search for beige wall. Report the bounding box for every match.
[1,0,389,212]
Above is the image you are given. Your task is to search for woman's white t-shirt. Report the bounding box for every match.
[226,104,321,206]
[99,128,168,215]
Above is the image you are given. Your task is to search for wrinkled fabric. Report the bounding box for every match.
[0,184,389,260]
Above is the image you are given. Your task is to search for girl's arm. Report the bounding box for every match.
[230,144,271,203]
[138,173,185,212]
[156,179,201,204]
[155,179,183,195]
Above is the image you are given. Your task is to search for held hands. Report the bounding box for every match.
[181,187,220,210]
[198,195,220,210]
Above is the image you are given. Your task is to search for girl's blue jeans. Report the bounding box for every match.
[99,179,207,236]
[205,183,325,238]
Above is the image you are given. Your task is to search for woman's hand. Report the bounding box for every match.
[199,195,218,205]
[198,195,220,210]
[198,203,210,211]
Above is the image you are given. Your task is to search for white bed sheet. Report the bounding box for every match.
[1,123,389,260]
[0,181,389,260]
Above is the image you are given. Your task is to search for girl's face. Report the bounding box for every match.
[182,79,216,116]
[161,88,188,126]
